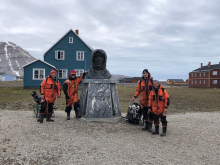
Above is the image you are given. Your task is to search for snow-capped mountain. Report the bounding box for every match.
[0,41,36,76]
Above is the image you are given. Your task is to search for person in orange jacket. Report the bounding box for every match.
[131,69,153,130]
[63,70,87,120]
[38,70,61,123]
[148,80,170,136]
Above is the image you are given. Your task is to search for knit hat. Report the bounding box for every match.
[50,70,56,75]
[142,69,149,74]
[70,70,76,75]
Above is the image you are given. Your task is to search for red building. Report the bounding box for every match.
[189,62,220,88]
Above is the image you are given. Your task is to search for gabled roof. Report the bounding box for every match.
[22,59,57,69]
[0,72,5,75]
[190,64,220,73]
[167,79,185,83]
[43,29,93,56]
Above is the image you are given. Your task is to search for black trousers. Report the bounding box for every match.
[40,101,53,114]
[142,106,149,121]
[149,112,167,127]
[65,100,79,113]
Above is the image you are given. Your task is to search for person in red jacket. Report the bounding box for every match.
[38,70,61,123]
[148,80,170,136]
[63,70,87,120]
[131,69,153,130]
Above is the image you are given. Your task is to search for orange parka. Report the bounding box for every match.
[148,84,169,115]
[40,76,61,103]
[134,77,153,107]
[63,73,85,105]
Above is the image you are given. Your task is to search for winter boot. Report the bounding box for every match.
[67,111,70,120]
[37,114,44,123]
[46,114,54,122]
[152,126,159,135]
[161,127,167,136]
[148,122,153,132]
[142,121,149,130]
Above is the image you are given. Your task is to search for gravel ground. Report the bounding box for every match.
[1,110,220,165]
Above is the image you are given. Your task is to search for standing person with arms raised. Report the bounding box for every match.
[131,69,153,130]
[38,69,61,123]
[63,70,87,120]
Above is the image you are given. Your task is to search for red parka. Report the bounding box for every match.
[148,84,169,115]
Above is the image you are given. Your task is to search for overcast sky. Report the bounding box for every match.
[1,0,220,80]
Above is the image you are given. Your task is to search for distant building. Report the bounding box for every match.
[189,62,220,88]
[0,72,16,81]
[132,77,142,83]
[167,79,185,85]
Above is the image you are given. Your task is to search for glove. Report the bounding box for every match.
[66,95,70,99]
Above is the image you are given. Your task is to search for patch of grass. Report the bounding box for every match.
[0,86,220,114]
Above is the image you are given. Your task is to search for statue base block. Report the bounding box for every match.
[79,79,121,119]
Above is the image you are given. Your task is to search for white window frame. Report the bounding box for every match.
[203,80,205,84]
[76,51,84,61]
[33,68,45,80]
[58,69,68,79]
[192,80,193,84]
[203,72,206,76]
[69,37,73,43]
[200,73,201,77]
[192,73,193,77]
[195,80,197,84]
[55,50,65,60]
[212,80,217,84]
[75,69,84,77]
[195,73,197,77]
[199,80,201,84]
[212,71,217,75]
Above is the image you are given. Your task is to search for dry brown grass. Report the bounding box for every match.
[0,82,220,114]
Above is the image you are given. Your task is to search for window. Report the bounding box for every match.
[195,80,197,84]
[195,73,197,77]
[55,51,65,60]
[199,80,201,84]
[191,80,193,84]
[33,69,45,80]
[212,80,217,84]
[203,72,206,76]
[212,71,217,75]
[200,73,201,77]
[69,37,73,43]
[75,69,84,77]
[203,80,205,84]
[58,69,67,79]
[192,73,193,77]
[76,51,84,61]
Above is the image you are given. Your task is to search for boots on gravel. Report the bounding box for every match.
[142,121,149,130]
[152,126,159,135]
[37,114,44,123]
[46,114,54,122]
[161,127,167,136]
[148,122,153,132]
[67,111,70,120]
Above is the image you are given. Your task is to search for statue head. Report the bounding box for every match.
[91,49,107,70]
[87,49,111,79]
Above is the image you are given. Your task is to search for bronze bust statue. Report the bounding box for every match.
[87,49,111,79]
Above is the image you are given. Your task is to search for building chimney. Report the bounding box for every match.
[75,29,79,35]
[201,63,203,68]
[208,62,211,68]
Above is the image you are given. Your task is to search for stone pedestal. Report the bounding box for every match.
[79,79,121,119]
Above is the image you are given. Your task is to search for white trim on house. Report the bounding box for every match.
[43,29,94,56]
[58,69,68,79]
[69,37,73,43]
[75,69,84,77]
[22,59,57,69]
[55,50,65,60]
[33,68,45,80]
[76,51,84,61]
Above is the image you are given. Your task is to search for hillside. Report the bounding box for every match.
[0,41,36,76]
